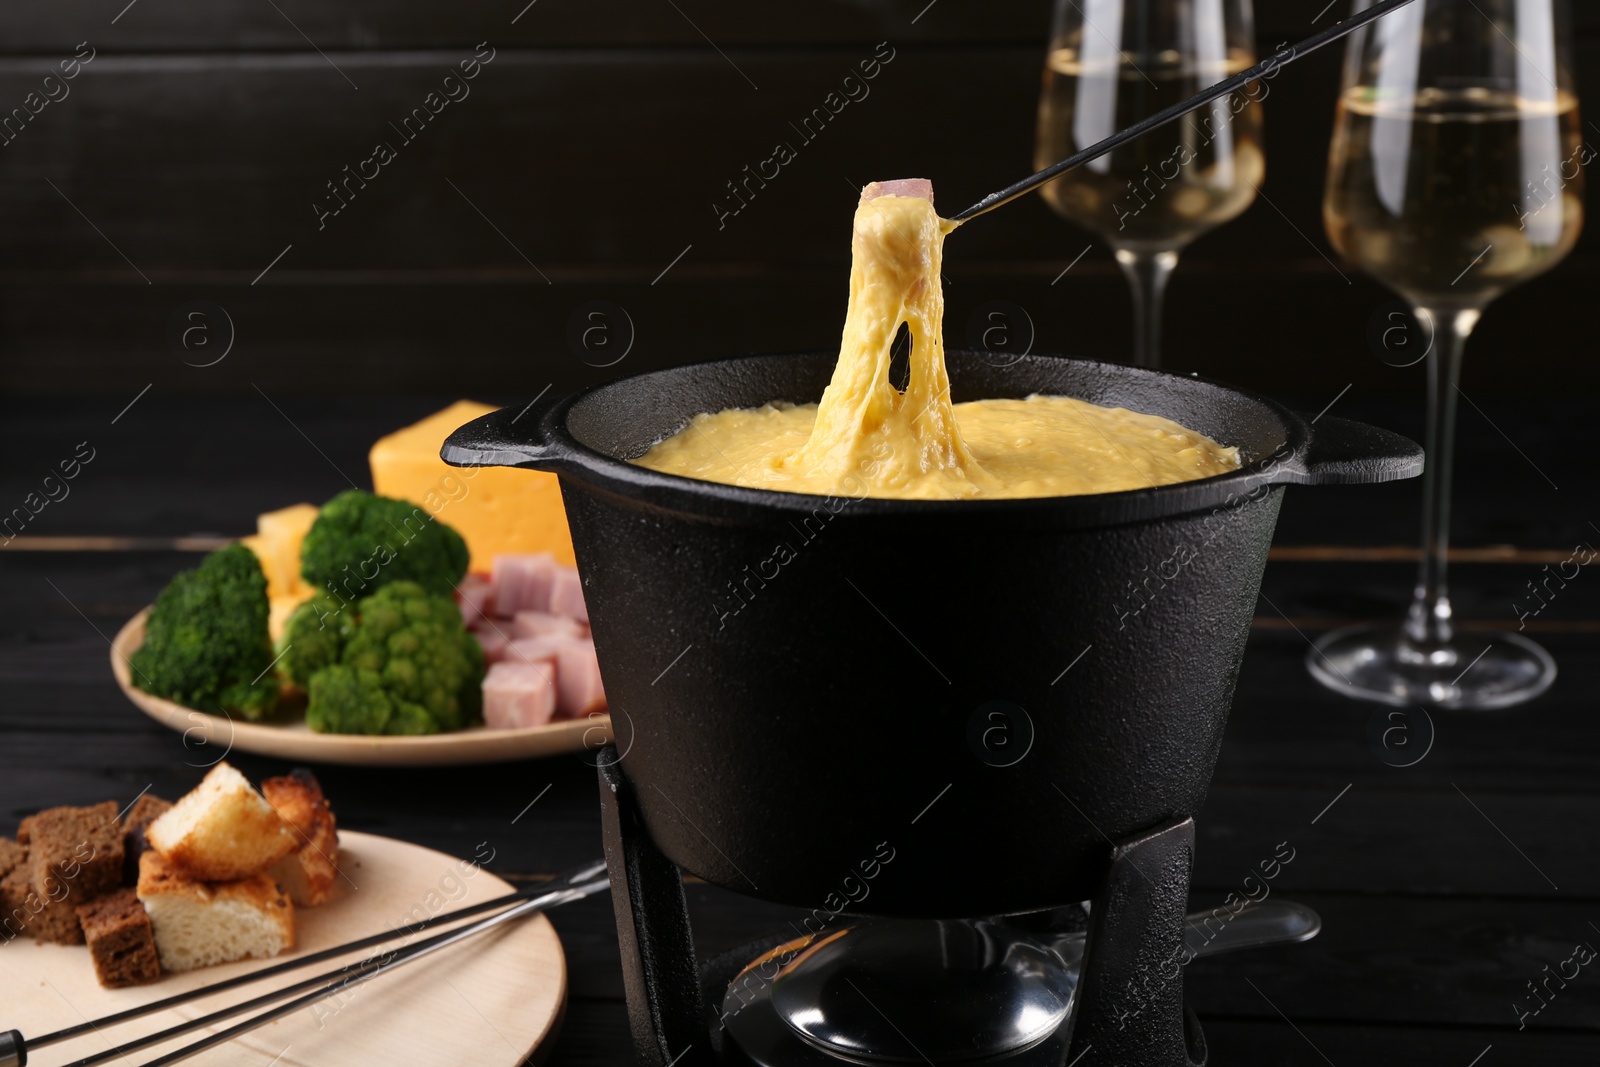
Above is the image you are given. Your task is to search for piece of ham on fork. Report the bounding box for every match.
[861,178,934,203]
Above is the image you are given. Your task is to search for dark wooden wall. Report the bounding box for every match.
[2,0,1596,402]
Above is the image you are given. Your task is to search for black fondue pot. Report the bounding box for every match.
[444,352,1421,920]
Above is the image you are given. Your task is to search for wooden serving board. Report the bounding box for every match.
[0,832,567,1067]
[112,609,612,767]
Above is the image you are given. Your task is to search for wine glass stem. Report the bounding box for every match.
[1404,305,1482,648]
[1114,248,1179,369]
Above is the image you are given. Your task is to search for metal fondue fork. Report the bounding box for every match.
[950,0,1422,223]
[0,860,608,1067]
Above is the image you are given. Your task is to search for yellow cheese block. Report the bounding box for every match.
[259,503,319,562]
[369,400,575,571]
[242,502,320,600]
[239,534,272,587]
[262,503,318,597]
[268,595,302,644]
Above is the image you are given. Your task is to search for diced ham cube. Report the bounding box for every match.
[458,574,494,628]
[473,628,511,663]
[513,611,585,640]
[483,662,558,729]
[491,554,559,616]
[549,566,589,623]
[862,178,933,203]
[504,636,565,669]
[555,639,607,719]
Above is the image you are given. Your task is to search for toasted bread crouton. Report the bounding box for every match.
[77,888,162,987]
[136,851,294,972]
[262,770,340,906]
[147,764,295,882]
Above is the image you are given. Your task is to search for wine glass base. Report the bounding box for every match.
[1307,625,1556,710]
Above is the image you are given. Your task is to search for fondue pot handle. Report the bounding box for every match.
[440,400,574,473]
[1277,414,1424,487]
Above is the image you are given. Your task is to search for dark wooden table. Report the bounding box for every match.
[3,393,1597,1064]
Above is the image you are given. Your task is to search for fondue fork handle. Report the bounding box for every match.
[598,751,713,1067]
[1066,816,1204,1067]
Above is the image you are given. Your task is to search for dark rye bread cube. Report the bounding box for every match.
[3,840,83,944]
[123,794,172,838]
[0,838,23,884]
[20,801,124,906]
[0,839,28,941]
[1,871,84,944]
[27,892,85,943]
[76,888,161,987]
[122,795,172,885]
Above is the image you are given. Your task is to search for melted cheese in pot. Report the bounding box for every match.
[634,186,1239,500]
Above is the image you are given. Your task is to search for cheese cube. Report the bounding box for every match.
[268,595,301,645]
[241,502,319,600]
[368,401,575,571]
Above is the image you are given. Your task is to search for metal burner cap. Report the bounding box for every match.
[769,920,1074,1063]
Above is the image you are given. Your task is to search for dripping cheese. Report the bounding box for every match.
[635,180,1239,500]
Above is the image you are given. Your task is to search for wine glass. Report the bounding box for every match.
[1310,0,1583,709]
[1034,0,1263,367]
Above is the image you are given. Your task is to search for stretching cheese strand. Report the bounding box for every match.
[635,182,1239,499]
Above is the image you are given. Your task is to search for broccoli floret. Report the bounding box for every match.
[299,582,482,736]
[339,581,483,732]
[218,679,280,720]
[299,490,468,600]
[305,665,439,735]
[385,699,440,736]
[130,544,281,721]
[277,593,353,688]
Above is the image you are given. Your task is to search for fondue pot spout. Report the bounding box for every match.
[444,352,1421,918]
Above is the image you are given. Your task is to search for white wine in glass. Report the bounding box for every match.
[1034,0,1263,367]
[1310,0,1584,709]
[1326,86,1583,302]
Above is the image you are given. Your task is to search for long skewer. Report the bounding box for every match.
[1,859,606,1066]
[83,870,610,1067]
[124,876,604,1067]
[951,0,1421,223]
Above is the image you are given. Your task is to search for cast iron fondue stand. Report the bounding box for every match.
[445,352,1423,1067]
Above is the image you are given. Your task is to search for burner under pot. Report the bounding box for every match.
[725,920,1076,1064]
[596,756,1320,1067]
[719,903,1320,1065]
